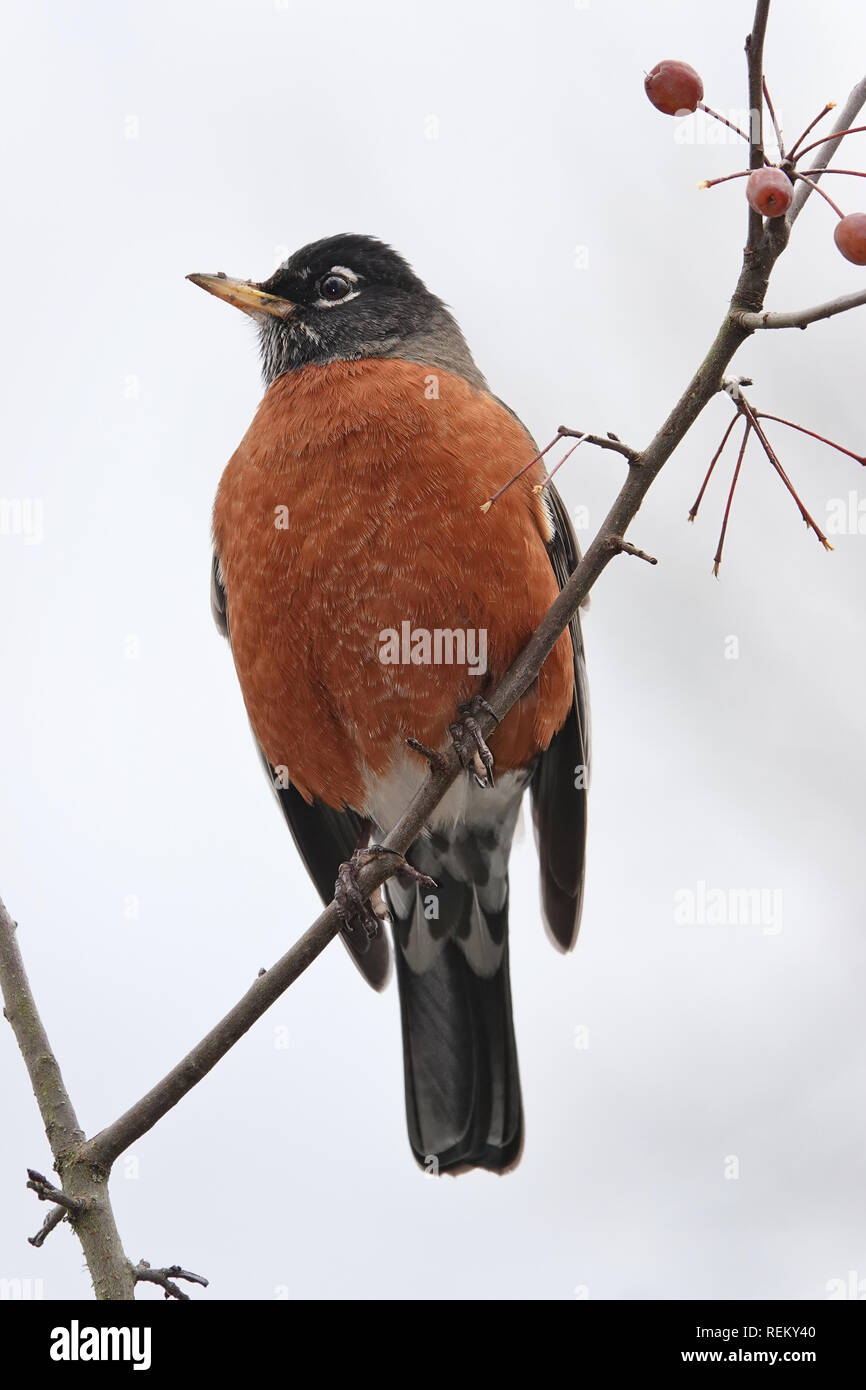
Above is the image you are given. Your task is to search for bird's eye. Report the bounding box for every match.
[318,273,352,301]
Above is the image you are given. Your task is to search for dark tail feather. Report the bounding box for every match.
[387,862,523,1174]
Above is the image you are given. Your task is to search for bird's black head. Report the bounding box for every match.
[188,233,484,389]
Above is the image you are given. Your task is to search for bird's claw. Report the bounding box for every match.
[335,851,385,940]
[449,696,499,789]
[335,846,436,940]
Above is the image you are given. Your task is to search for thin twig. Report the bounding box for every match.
[797,167,866,179]
[697,101,752,146]
[793,172,844,217]
[789,78,866,225]
[557,426,641,462]
[794,124,866,162]
[756,411,865,464]
[689,413,743,520]
[26,1169,82,1213]
[700,169,753,190]
[533,435,587,491]
[763,77,785,156]
[787,101,836,161]
[740,398,833,548]
[713,420,752,576]
[29,1205,67,1248]
[406,737,448,772]
[480,435,559,512]
[609,537,658,565]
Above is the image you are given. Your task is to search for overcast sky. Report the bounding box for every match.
[2,0,865,1301]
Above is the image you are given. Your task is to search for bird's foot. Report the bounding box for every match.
[335,846,436,940]
[449,695,500,789]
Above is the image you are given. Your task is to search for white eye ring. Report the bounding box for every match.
[313,287,360,310]
[314,269,360,309]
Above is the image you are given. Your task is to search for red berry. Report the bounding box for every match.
[645,61,704,116]
[834,213,866,265]
[746,168,793,218]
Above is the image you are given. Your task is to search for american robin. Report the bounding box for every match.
[188,235,589,1174]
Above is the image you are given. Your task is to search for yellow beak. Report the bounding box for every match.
[186,273,295,319]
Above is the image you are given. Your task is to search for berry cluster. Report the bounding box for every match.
[645,61,866,264]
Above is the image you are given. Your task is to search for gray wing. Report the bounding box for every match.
[487,397,590,948]
[530,485,590,950]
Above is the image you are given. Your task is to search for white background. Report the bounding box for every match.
[1,0,864,1300]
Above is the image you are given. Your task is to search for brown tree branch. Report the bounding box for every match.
[746,0,772,249]
[732,287,866,330]
[0,898,135,1299]
[556,426,641,463]
[132,1261,209,1301]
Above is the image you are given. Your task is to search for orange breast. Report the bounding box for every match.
[213,358,573,809]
